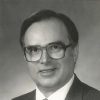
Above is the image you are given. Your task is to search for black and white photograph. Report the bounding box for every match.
[0,0,100,100]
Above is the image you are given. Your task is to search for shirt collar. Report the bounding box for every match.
[36,75,74,100]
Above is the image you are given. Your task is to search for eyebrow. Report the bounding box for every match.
[25,41,67,48]
[48,41,65,45]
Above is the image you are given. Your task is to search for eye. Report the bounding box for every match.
[52,45,60,49]
[26,46,40,54]
[32,47,38,52]
[50,44,62,51]
[31,47,41,54]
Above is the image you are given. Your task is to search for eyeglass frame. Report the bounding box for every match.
[23,41,72,62]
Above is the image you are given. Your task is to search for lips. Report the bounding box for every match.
[39,68,57,76]
[39,68,57,73]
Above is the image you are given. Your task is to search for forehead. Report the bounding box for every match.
[24,18,70,46]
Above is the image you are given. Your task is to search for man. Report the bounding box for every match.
[13,9,100,100]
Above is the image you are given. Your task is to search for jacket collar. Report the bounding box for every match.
[65,74,83,100]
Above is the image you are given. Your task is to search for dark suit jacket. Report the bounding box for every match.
[12,75,100,100]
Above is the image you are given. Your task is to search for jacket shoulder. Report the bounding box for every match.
[70,75,100,100]
[82,82,100,100]
[12,90,36,100]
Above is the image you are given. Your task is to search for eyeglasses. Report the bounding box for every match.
[24,41,72,62]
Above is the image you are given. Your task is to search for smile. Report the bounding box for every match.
[39,68,57,76]
[40,68,56,72]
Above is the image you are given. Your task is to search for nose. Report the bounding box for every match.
[39,49,49,64]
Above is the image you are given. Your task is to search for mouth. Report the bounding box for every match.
[39,68,56,72]
[39,68,57,76]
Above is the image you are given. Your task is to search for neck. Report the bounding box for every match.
[36,74,74,97]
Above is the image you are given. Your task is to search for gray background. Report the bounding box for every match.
[0,0,100,100]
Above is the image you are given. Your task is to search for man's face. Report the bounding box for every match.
[24,19,77,91]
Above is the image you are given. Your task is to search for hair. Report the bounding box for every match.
[20,9,78,49]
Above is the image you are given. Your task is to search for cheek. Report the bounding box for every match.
[60,50,75,71]
[65,49,75,64]
[27,63,38,76]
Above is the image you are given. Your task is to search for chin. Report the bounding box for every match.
[37,79,58,89]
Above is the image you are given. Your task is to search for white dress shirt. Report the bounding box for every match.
[36,75,74,100]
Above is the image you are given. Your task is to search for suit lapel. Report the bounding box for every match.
[27,90,36,100]
[65,74,83,100]
[33,90,36,100]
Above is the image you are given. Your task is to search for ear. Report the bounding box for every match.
[24,55,26,60]
[24,54,27,62]
[73,44,79,63]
